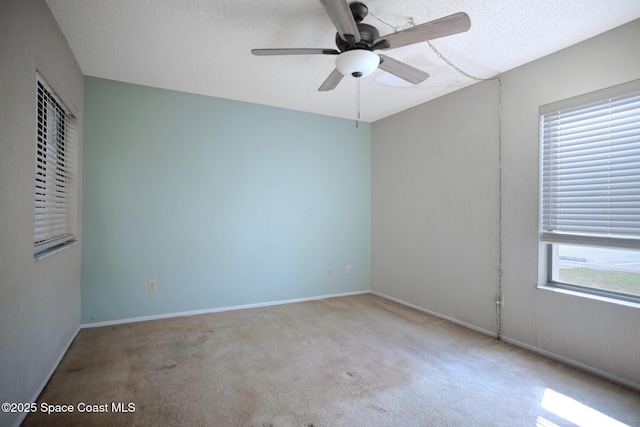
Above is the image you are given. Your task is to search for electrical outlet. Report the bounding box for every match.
[346,265,353,275]
[495,293,504,308]
[148,280,157,292]
[326,267,333,277]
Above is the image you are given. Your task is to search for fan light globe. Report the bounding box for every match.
[335,50,380,78]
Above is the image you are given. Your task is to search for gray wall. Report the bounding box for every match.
[81,77,370,324]
[0,1,83,426]
[372,19,640,387]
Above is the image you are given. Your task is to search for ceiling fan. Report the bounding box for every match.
[251,0,471,91]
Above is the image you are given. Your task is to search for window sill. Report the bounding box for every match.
[34,240,78,261]
[537,284,640,310]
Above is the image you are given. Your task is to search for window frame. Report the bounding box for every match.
[544,243,640,304]
[34,72,77,258]
[539,79,640,304]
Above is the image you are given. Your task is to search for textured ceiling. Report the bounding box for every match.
[46,0,640,122]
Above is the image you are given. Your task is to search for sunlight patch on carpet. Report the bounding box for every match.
[541,388,629,427]
[536,415,560,427]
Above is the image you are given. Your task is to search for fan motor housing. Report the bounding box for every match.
[335,23,380,52]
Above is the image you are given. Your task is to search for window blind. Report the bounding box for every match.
[35,74,76,252]
[540,80,640,250]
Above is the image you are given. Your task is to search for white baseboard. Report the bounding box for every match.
[370,290,497,337]
[499,335,640,391]
[22,287,637,427]
[14,325,81,427]
[370,290,640,392]
[81,290,370,329]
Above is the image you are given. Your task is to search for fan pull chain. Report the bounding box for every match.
[356,77,361,128]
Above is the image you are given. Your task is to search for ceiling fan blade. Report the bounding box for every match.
[375,12,471,50]
[378,55,429,84]
[318,0,361,45]
[252,48,340,56]
[318,68,344,92]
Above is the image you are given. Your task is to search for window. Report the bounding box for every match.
[34,73,77,256]
[540,79,640,304]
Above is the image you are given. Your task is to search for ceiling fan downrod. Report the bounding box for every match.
[335,2,386,53]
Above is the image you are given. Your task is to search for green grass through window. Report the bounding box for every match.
[559,268,640,296]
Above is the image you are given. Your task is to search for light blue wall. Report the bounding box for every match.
[82,77,370,323]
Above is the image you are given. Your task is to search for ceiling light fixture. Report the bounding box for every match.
[335,49,380,78]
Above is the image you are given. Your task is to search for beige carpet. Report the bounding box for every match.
[23,294,640,426]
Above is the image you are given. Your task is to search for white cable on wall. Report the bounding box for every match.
[371,12,505,339]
